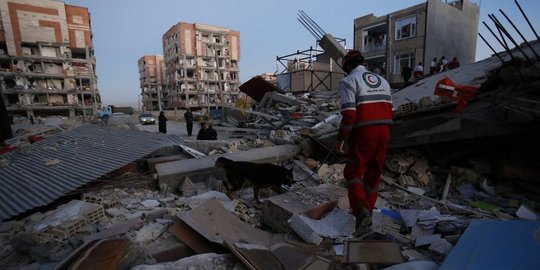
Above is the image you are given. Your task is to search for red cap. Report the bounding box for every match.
[342,50,363,67]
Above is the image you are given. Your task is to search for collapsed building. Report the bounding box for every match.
[162,22,241,110]
[138,55,167,112]
[0,0,100,118]
[1,1,540,270]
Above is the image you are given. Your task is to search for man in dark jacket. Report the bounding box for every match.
[401,64,412,84]
[158,111,167,133]
[197,122,208,140]
[207,124,217,140]
[184,108,194,136]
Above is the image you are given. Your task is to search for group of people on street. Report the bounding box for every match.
[183,108,217,140]
[158,108,217,140]
[430,56,460,74]
[401,56,461,85]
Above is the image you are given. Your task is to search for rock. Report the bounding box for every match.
[428,238,453,255]
[131,253,237,270]
[141,199,160,208]
[106,207,125,217]
[516,205,539,220]
[134,222,168,243]
[10,233,37,254]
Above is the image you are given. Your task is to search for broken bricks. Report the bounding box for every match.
[262,183,347,233]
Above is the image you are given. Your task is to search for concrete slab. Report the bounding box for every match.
[262,183,347,233]
[177,198,284,247]
[382,261,438,270]
[156,144,300,192]
[415,234,442,247]
[226,242,282,270]
[288,208,354,245]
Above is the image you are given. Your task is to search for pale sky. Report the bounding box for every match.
[64,0,540,108]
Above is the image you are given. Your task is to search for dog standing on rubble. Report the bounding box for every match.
[214,157,294,204]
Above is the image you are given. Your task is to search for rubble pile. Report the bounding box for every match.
[2,39,540,269]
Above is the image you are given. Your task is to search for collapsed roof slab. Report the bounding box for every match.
[0,124,184,221]
[156,144,301,192]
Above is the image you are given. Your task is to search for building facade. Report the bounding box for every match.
[138,55,166,112]
[354,0,479,86]
[163,22,240,109]
[0,0,99,118]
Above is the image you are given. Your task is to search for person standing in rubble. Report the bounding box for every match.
[448,57,460,70]
[197,122,209,140]
[207,124,218,140]
[158,111,167,134]
[430,57,438,74]
[401,64,412,85]
[184,107,194,136]
[335,50,393,236]
[414,62,424,79]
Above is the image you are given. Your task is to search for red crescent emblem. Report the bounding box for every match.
[367,75,376,83]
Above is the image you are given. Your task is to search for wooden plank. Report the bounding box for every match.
[345,240,404,265]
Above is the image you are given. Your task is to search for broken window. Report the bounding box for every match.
[0,42,7,55]
[7,94,19,105]
[0,59,10,70]
[71,49,86,59]
[362,24,387,53]
[394,53,415,75]
[395,16,416,40]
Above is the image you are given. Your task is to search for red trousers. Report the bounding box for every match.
[344,125,390,216]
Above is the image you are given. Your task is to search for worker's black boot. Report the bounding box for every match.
[352,206,371,237]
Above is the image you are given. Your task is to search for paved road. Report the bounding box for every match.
[10,114,228,140]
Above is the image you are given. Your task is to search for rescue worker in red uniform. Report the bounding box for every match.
[336,50,393,235]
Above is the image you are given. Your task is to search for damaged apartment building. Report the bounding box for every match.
[138,55,167,111]
[0,0,99,118]
[162,22,240,110]
[354,0,479,86]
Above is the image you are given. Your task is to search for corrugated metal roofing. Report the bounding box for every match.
[0,124,184,221]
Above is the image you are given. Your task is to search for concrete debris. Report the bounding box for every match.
[516,205,539,221]
[2,36,540,270]
[133,222,168,243]
[288,208,354,245]
[415,234,442,247]
[382,261,439,270]
[428,238,453,255]
[141,200,161,208]
[132,253,237,270]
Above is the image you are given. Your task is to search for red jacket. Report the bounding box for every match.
[338,66,393,140]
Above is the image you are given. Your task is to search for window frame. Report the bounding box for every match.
[395,15,417,40]
[394,52,415,75]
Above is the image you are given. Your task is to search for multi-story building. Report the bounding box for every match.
[138,55,166,111]
[163,22,240,110]
[354,0,479,86]
[0,0,99,118]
